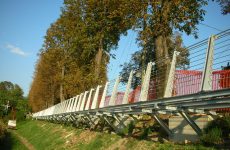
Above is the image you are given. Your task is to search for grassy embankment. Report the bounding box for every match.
[0,130,27,150]
[11,120,215,150]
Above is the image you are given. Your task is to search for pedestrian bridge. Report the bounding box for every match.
[32,29,230,142]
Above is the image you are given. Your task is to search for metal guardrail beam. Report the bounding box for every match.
[34,89,230,119]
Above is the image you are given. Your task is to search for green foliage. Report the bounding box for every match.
[0,81,26,120]
[0,81,23,108]
[201,116,230,145]
[0,120,7,140]
[12,120,215,150]
[201,127,222,145]
[29,0,133,111]
[215,0,230,15]
[139,127,150,140]
[128,121,135,136]
[16,110,26,122]
[203,116,230,139]
[120,33,189,89]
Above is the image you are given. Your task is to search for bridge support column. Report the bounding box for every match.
[179,111,202,136]
[152,114,172,136]
[68,114,76,122]
[102,115,117,131]
[85,114,96,126]
[129,114,138,122]
[60,114,68,122]
[113,114,129,128]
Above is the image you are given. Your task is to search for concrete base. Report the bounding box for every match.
[169,115,212,143]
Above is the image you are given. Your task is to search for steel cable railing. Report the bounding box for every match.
[33,29,230,118]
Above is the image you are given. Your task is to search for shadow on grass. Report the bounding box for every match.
[0,132,13,150]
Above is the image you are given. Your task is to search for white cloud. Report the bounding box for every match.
[5,44,28,56]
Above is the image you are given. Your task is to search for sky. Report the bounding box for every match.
[0,1,229,96]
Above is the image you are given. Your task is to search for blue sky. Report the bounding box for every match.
[0,1,229,96]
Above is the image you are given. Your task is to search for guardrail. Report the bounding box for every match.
[32,29,230,137]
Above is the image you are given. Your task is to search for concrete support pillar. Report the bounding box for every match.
[91,86,102,109]
[200,35,216,91]
[164,51,180,98]
[80,91,89,111]
[122,71,133,104]
[85,89,94,110]
[109,77,120,106]
[99,82,109,108]
[140,62,154,101]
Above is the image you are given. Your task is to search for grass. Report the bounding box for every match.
[12,120,216,150]
[0,132,27,150]
[16,120,66,150]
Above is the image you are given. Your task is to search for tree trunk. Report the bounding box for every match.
[51,81,55,105]
[155,35,170,98]
[60,65,65,102]
[11,107,16,120]
[95,38,103,80]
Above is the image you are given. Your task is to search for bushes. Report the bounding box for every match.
[201,116,230,145]
[201,127,222,144]
[16,110,26,122]
[127,121,135,136]
[0,120,7,141]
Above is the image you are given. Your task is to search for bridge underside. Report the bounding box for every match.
[35,89,230,142]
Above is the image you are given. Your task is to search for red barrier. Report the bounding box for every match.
[103,70,230,108]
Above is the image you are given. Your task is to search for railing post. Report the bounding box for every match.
[109,76,120,106]
[56,103,61,114]
[85,89,94,110]
[76,93,84,111]
[122,70,133,104]
[64,100,69,113]
[73,95,79,112]
[51,106,55,115]
[80,91,89,111]
[53,104,58,114]
[69,98,74,112]
[62,101,66,113]
[71,96,77,112]
[66,99,72,112]
[69,98,75,112]
[200,35,216,91]
[164,51,180,98]
[139,62,154,101]
[91,85,102,109]
[99,82,109,108]
[61,101,65,113]
[69,97,75,112]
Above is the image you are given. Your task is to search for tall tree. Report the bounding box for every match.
[120,33,189,89]
[0,81,24,118]
[215,0,230,14]
[82,0,133,80]
[123,0,207,97]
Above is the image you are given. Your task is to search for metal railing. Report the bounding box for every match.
[33,29,230,119]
